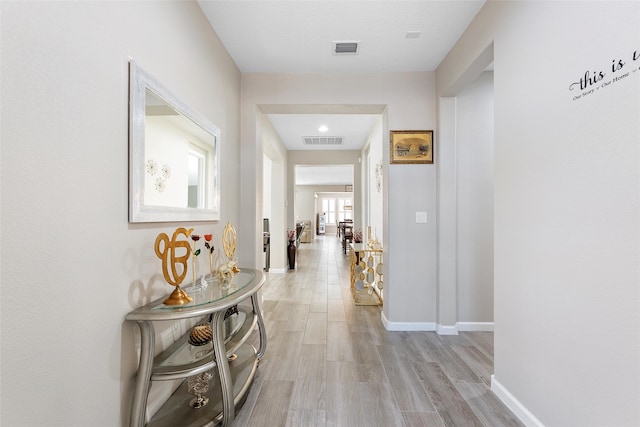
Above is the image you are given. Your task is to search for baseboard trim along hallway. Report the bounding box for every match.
[381,310,436,331]
[382,311,495,334]
[492,375,545,427]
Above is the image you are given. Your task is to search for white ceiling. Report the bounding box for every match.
[198,1,485,74]
[197,1,485,182]
[267,113,380,151]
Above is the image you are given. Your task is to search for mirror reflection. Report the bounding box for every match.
[129,62,220,222]
[143,90,216,210]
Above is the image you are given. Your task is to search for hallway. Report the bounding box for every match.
[237,235,523,426]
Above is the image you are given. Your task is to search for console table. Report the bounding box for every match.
[126,268,266,427]
[349,243,383,305]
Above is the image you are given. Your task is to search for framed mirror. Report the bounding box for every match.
[129,61,220,222]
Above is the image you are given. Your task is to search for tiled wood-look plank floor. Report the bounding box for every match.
[237,235,523,427]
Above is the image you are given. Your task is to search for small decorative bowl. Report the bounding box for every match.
[188,324,213,346]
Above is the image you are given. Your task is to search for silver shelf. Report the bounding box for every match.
[151,308,257,381]
[147,344,258,427]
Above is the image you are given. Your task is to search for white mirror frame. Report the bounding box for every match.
[129,61,221,223]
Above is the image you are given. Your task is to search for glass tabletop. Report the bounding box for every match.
[126,268,263,321]
[151,271,254,311]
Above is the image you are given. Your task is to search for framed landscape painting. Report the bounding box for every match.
[390,130,434,164]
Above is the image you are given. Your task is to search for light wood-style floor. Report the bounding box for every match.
[237,235,523,427]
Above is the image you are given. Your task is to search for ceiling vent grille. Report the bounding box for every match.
[303,136,344,146]
[332,41,359,55]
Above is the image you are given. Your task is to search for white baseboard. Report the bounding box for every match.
[457,321,494,332]
[381,311,435,331]
[267,268,287,274]
[491,375,545,427]
[436,324,459,335]
[380,313,495,334]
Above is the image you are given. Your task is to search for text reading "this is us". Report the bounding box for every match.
[569,50,639,101]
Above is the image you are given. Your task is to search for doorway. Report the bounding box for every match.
[260,105,385,272]
[455,70,495,327]
[437,44,494,333]
[294,164,354,237]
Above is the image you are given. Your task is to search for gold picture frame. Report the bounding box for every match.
[390,130,434,164]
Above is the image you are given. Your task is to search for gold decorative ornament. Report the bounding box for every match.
[222,222,238,267]
[155,227,194,305]
[218,222,240,286]
[349,244,383,306]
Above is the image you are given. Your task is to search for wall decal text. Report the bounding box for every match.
[569,50,639,101]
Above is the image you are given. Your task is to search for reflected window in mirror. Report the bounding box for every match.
[188,147,206,209]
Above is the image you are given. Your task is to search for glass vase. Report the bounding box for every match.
[187,371,213,408]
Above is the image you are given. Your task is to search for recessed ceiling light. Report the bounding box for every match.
[318,125,328,132]
[405,31,421,39]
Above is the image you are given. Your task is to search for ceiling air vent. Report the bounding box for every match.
[303,136,344,146]
[332,41,359,55]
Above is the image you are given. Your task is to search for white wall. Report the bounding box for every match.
[438,1,639,425]
[263,155,272,218]
[456,71,494,323]
[1,2,241,425]
[294,186,317,227]
[364,117,385,245]
[262,114,288,271]
[262,155,272,270]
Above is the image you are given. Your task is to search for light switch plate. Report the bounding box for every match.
[416,212,427,223]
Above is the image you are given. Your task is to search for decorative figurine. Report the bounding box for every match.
[187,371,213,408]
[154,227,194,305]
[204,234,215,275]
[222,222,239,270]
[190,234,201,285]
[218,222,240,287]
[188,322,213,358]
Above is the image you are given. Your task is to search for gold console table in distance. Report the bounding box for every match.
[349,243,383,306]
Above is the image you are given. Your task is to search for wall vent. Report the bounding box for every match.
[303,136,344,146]
[332,41,359,55]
